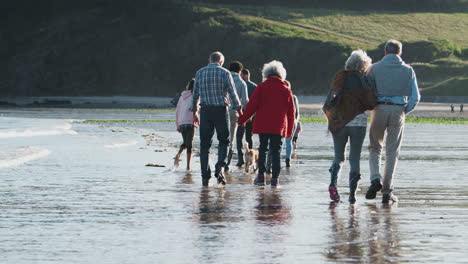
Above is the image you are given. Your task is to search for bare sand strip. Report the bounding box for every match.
[0,96,173,109]
[297,96,467,118]
[1,96,467,118]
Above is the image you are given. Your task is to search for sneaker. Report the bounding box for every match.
[271,177,279,188]
[365,179,382,199]
[285,158,291,168]
[216,173,226,185]
[329,185,340,202]
[382,193,398,204]
[253,175,265,186]
[215,164,226,185]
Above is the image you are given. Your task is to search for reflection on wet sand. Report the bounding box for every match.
[255,189,291,225]
[253,189,292,262]
[193,188,230,263]
[180,172,194,184]
[3,109,468,263]
[224,171,256,185]
[367,204,401,264]
[196,188,229,225]
[326,204,401,264]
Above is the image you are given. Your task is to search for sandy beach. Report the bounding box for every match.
[1,106,468,263]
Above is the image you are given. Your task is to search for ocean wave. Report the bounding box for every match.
[104,140,138,148]
[0,122,77,138]
[0,147,51,168]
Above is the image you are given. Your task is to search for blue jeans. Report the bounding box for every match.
[285,123,297,160]
[199,106,230,179]
[330,126,366,185]
[258,134,283,178]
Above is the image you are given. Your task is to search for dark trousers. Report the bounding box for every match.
[236,121,253,163]
[199,106,230,179]
[179,124,194,153]
[258,133,283,178]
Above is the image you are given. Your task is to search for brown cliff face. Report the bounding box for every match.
[3,0,196,96]
[1,1,350,96]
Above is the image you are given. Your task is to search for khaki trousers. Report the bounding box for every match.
[368,104,406,195]
[226,110,239,166]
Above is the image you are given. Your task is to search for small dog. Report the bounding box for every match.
[244,143,259,173]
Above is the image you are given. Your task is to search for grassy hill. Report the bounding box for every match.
[2,0,467,97]
[202,4,468,49]
[190,4,468,95]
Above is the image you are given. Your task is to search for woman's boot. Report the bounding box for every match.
[349,172,361,204]
[328,163,341,202]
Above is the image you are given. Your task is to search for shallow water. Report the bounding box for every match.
[1,109,468,263]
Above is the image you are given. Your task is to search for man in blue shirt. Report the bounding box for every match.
[236,69,257,166]
[366,40,421,204]
[191,51,242,186]
[226,61,248,171]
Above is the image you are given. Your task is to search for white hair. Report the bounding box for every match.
[209,51,224,63]
[385,40,402,55]
[345,49,372,72]
[262,60,287,81]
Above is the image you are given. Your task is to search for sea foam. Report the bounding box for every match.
[0,120,77,138]
[104,140,138,148]
[0,147,51,168]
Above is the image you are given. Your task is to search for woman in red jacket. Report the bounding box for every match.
[238,61,295,187]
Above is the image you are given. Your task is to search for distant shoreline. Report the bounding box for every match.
[0,96,175,109]
[1,96,467,119]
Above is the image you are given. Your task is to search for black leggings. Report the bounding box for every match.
[179,125,195,153]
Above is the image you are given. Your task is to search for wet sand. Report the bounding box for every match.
[299,101,468,118]
[1,108,467,263]
[2,95,467,120]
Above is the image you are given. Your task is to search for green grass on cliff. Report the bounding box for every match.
[196,4,468,49]
[421,76,468,96]
[193,4,468,95]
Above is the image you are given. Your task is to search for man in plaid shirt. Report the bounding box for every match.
[191,51,242,186]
